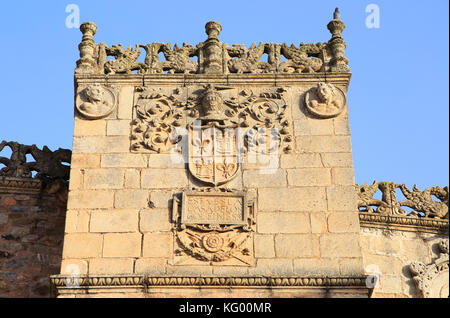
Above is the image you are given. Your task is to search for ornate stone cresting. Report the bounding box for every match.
[0,141,71,181]
[356,181,449,219]
[409,240,449,298]
[305,82,347,118]
[74,10,350,75]
[76,84,117,119]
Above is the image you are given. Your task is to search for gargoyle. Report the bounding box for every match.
[227,42,270,74]
[104,44,146,74]
[399,185,449,219]
[160,43,198,74]
[356,181,383,213]
[280,43,323,73]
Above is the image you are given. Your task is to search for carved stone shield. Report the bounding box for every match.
[188,123,240,186]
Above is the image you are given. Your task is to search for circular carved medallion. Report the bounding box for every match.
[76,84,117,119]
[305,82,347,118]
[202,233,224,253]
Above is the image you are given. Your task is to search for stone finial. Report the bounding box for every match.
[75,22,99,74]
[199,21,224,74]
[327,9,345,38]
[80,22,97,41]
[205,21,222,41]
[333,8,341,20]
[327,9,350,72]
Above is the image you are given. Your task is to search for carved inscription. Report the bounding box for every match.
[184,195,244,224]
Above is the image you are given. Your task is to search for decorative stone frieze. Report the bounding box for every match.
[358,212,449,234]
[51,275,369,288]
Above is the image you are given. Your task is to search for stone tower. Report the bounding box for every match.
[51,9,371,297]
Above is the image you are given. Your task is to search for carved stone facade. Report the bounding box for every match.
[37,9,448,299]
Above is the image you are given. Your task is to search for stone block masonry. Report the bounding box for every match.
[0,178,68,297]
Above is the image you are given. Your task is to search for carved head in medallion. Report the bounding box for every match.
[76,84,116,120]
[316,82,336,105]
[85,84,105,103]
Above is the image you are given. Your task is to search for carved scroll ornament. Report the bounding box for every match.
[409,240,449,298]
[131,85,293,156]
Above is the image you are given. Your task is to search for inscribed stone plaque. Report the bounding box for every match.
[181,191,247,226]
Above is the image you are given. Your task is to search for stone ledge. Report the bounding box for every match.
[50,274,371,298]
[75,73,351,89]
[359,212,449,234]
[51,274,369,289]
[0,177,42,194]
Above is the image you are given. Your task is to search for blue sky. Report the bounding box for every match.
[0,1,448,189]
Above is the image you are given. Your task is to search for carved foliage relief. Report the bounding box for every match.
[130,85,293,156]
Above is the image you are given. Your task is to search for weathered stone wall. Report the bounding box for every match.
[0,178,67,297]
[360,225,448,298]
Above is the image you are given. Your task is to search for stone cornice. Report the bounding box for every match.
[359,212,449,234]
[74,73,352,90]
[0,177,42,194]
[51,275,369,289]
